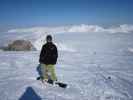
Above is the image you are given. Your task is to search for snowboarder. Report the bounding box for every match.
[39,35,58,84]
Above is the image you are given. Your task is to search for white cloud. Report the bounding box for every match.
[104,24,133,33]
[7,24,133,34]
[68,24,104,33]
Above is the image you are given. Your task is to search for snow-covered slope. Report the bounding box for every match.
[0,32,133,100]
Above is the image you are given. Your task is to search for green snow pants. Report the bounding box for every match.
[40,64,57,81]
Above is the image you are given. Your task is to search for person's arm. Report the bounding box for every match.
[39,45,46,63]
[54,45,58,59]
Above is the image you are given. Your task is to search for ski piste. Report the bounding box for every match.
[36,77,67,88]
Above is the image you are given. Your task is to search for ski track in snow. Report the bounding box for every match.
[0,33,133,100]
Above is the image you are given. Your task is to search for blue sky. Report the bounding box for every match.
[0,0,133,29]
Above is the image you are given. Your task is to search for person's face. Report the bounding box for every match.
[47,38,52,43]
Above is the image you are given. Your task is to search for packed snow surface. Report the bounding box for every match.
[0,32,133,100]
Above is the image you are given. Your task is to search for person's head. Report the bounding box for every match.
[46,35,52,43]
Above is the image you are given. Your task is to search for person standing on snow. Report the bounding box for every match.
[39,35,58,83]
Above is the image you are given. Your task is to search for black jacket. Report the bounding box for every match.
[39,42,58,65]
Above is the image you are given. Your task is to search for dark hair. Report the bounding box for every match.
[46,35,52,42]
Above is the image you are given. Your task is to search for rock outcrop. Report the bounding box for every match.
[4,40,36,51]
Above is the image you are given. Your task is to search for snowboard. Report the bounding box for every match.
[36,76,67,88]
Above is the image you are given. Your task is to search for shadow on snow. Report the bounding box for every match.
[19,87,41,100]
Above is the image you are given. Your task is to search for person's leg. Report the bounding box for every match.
[47,64,57,81]
[40,64,48,80]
